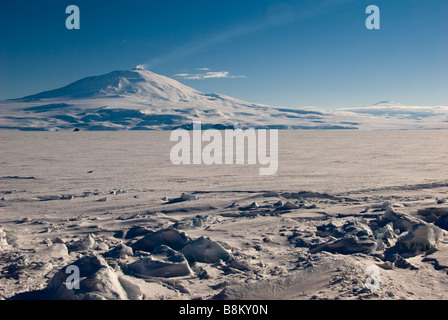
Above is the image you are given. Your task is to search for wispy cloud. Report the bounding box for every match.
[175,70,245,80]
[144,0,356,68]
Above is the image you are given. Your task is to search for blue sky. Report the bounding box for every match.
[0,0,446,109]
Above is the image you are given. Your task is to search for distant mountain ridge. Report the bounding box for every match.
[1,68,447,131]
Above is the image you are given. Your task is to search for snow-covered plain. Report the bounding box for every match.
[1,130,448,300]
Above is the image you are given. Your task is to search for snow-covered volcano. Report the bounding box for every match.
[22,68,226,103]
[0,68,340,131]
[0,68,447,130]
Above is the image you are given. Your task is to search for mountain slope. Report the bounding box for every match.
[1,68,447,131]
[22,69,207,102]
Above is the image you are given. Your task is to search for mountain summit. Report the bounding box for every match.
[22,69,207,102]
